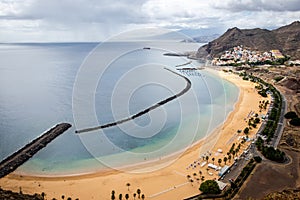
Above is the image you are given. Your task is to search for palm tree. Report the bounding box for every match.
[201,176,205,181]
[133,193,137,200]
[67,198,72,200]
[218,158,222,166]
[125,194,129,200]
[232,150,236,157]
[228,154,232,162]
[193,172,197,177]
[205,155,209,162]
[238,143,241,149]
[111,191,116,200]
[190,179,194,186]
[126,183,131,191]
[41,192,45,200]
[137,189,141,199]
[186,175,191,180]
[119,194,123,200]
[62,195,65,200]
[141,194,145,200]
[223,157,228,165]
[212,157,215,164]
[236,148,240,156]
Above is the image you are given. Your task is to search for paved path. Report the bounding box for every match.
[272,93,287,148]
[149,182,190,198]
[173,170,187,177]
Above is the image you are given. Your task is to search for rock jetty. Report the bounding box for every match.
[0,123,72,178]
[76,68,191,133]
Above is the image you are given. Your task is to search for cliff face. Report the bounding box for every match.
[197,21,300,60]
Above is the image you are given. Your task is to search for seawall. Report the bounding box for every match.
[0,123,72,178]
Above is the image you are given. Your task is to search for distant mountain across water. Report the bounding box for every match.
[197,21,300,60]
[145,28,220,42]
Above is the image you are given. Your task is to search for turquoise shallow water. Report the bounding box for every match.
[0,42,239,176]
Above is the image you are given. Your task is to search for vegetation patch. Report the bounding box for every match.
[290,117,300,126]
[262,146,285,162]
[284,111,298,119]
[253,156,262,163]
[273,76,284,82]
[284,111,300,126]
[199,180,221,195]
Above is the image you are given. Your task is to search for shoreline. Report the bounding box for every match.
[10,68,239,179]
[12,117,232,180]
[0,68,269,200]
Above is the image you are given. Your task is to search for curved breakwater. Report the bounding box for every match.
[75,68,191,133]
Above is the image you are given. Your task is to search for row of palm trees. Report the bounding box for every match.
[186,143,243,185]
[111,184,145,200]
[201,142,244,168]
[187,111,258,185]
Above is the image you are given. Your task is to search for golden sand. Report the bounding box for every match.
[0,68,270,200]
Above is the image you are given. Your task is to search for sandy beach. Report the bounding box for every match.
[0,68,271,200]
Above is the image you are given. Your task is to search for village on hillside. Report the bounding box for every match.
[211,45,291,66]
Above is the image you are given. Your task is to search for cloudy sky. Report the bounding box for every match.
[0,0,299,42]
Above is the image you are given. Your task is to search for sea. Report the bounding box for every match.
[0,41,239,176]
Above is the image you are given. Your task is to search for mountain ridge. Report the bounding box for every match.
[197,21,300,60]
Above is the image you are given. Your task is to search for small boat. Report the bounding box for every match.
[143,47,151,50]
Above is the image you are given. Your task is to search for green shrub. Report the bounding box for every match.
[273,76,284,82]
[290,118,300,126]
[199,180,221,194]
[254,156,262,163]
[284,111,298,119]
[262,146,285,162]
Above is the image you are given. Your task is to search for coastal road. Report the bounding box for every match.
[272,92,287,148]
[221,143,255,183]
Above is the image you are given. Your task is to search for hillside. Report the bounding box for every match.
[197,21,300,60]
